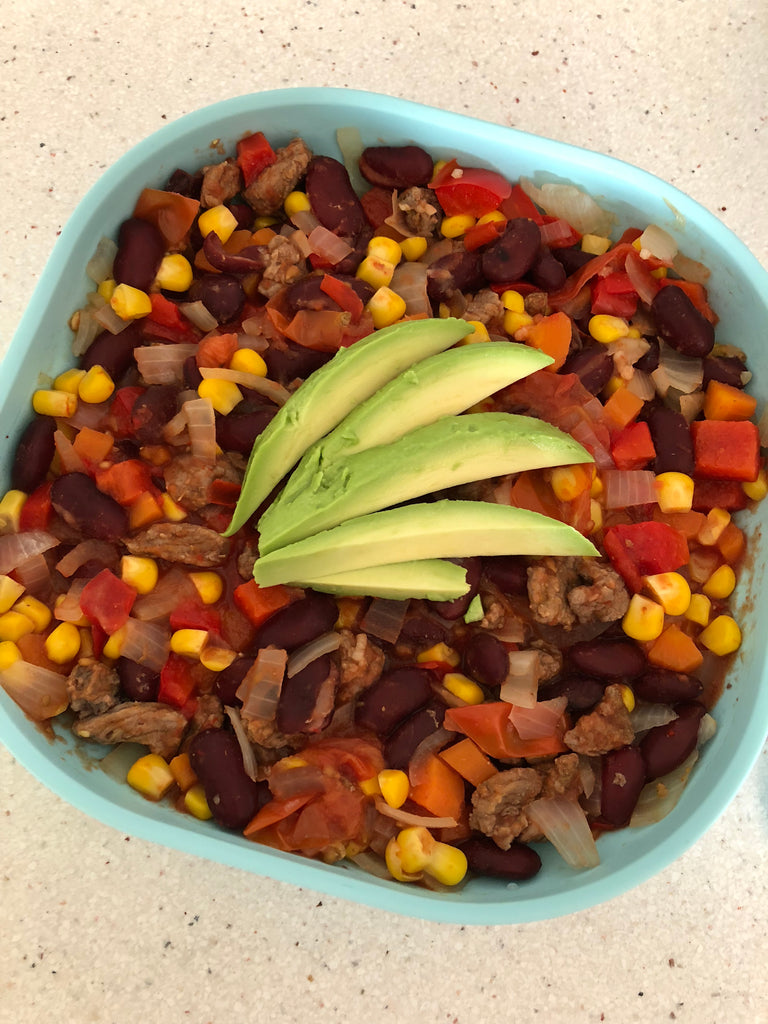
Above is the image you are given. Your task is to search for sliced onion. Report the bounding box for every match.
[236,647,287,720]
[14,553,52,596]
[527,795,600,869]
[629,749,698,828]
[652,345,703,396]
[602,469,658,508]
[86,236,118,285]
[509,696,568,740]
[360,598,409,644]
[119,618,170,671]
[161,407,189,445]
[183,397,217,463]
[348,849,392,880]
[408,727,454,786]
[0,659,69,720]
[199,366,290,406]
[307,225,353,264]
[0,531,59,574]
[624,249,660,306]
[179,300,218,332]
[625,369,656,401]
[287,630,342,678]
[92,302,131,336]
[72,307,105,357]
[66,398,111,431]
[289,208,320,235]
[135,343,198,385]
[224,705,259,781]
[336,126,368,196]
[568,417,614,469]
[520,178,615,236]
[54,429,88,475]
[133,569,197,621]
[671,252,711,285]
[636,224,678,263]
[56,540,118,578]
[499,650,540,708]
[54,579,87,622]
[390,261,431,316]
[373,796,457,829]
[629,702,678,734]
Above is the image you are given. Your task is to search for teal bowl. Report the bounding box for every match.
[2,88,767,924]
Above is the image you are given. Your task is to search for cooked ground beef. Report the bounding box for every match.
[200,159,242,208]
[164,453,243,512]
[469,767,543,849]
[183,693,224,749]
[527,556,630,629]
[236,539,260,580]
[463,288,505,328]
[519,752,583,841]
[125,523,230,567]
[530,639,563,682]
[257,235,307,298]
[66,658,120,716]
[397,186,441,237]
[73,702,187,760]
[563,683,635,756]
[335,629,386,703]
[242,712,302,753]
[524,290,550,317]
[244,137,313,215]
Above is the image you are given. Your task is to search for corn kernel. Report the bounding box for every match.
[155,253,193,292]
[459,320,491,344]
[618,684,635,713]
[189,571,223,605]
[378,768,410,809]
[367,236,403,265]
[589,314,630,344]
[399,236,428,261]
[200,644,236,672]
[622,594,665,642]
[184,783,213,819]
[503,310,533,335]
[702,564,736,600]
[356,254,396,289]
[53,367,87,394]
[477,210,506,225]
[442,671,484,705]
[699,615,741,656]
[685,593,711,627]
[127,753,175,801]
[253,215,278,229]
[283,190,311,216]
[651,266,668,279]
[359,776,381,797]
[32,389,78,418]
[417,642,460,667]
[0,575,25,614]
[590,474,604,498]
[501,289,526,313]
[198,204,238,243]
[396,826,436,875]
[366,287,406,329]
[550,464,594,502]
[424,841,468,886]
[102,626,126,660]
[13,595,52,633]
[697,508,731,546]
[440,214,476,238]
[0,492,27,535]
[120,555,159,595]
[0,640,22,671]
[110,283,152,321]
[581,234,611,255]
[197,378,243,415]
[97,278,116,301]
[229,348,268,377]
[742,468,768,502]
[169,752,197,791]
[160,492,188,521]
[644,572,691,617]
[44,621,82,664]
[0,610,35,642]
[78,365,115,404]
[602,375,626,398]
[655,472,694,513]
[384,835,422,883]
[171,628,209,657]
[588,498,603,533]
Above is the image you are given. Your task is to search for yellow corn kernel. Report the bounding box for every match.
[32,389,78,418]
[655,472,694,514]
[698,615,741,656]
[0,640,22,671]
[53,367,87,394]
[618,684,635,713]
[442,672,484,705]
[0,611,35,642]
[78,627,94,658]
[459,320,491,345]
[602,375,626,398]
[550,464,594,502]
[697,507,731,546]
[400,236,428,261]
[581,234,611,256]
[13,595,51,633]
[197,378,243,415]
[501,289,526,313]
[377,768,410,809]
[742,468,768,502]
[155,253,193,292]
[0,575,25,614]
[589,314,630,344]
[685,593,711,627]
[503,310,534,335]
[367,236,403,265]
[78,365,115,404]
[359,776,381,797]
[200,644,236,672]
[622,594,665,642]
[590,474,604,498]
[424,841,468,886]
[110,283,152,321]
[396,826,436,875]
[356,255,396,290]
[384,835,423,883]
[229,348,268,377]
[169,752,197,791]
[702,564,736,600]
[417,642,460,667]
[198,203,238,243]
[432,159,449,176]
[366,287,406,329]
[477,210,506,225]
[0,492,27,535]
[283,190,311,216]
[440,214,476,238]
[189,571,224,605]
[44,621,82,664]
[170,628,209,657]
[626,326,642,338]
[120,555,158,595]
[588,498,603,534]
[97,278,116,301]
[102,626,126,660]
[253,215,279,229]
[127,753,175,801]
[184,783,213,820]
[651,266,668,279]
[160,492,188,522]
[644,572,691,617]
[438,302,451,319]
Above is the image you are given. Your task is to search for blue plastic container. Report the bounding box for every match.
[1,89,767,924]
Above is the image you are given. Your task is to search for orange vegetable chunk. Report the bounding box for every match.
[647,625,703,673]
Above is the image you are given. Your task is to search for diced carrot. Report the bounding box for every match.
[647,625,703,673]
[691,419,760,482]
[652,508,707,539]
[233,579,297,628]
[602,386,645,433]
[702,379,757,421]
[72,426,115,466]
[128,489,165,530]
[521,311,572,371]
[717,521,746,564]
[96,459,155,506]
[250,227,276,245]
[169,752,198,792]
[439,738,498,787]
[409,754,466,822]
[444,703,568,760]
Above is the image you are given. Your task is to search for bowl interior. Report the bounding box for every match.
[2,88,767,924]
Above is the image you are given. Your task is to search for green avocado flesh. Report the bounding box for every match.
[257,412,593,553]
[274,341,554,509]
[223,316,471,535]
[253,500,599,588]
[294,558,469,601]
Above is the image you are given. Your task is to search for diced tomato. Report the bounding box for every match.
[109,387,146,438]
[431,166,512,218]
[319,274,364,320]
[548,242,637,308]
[236,131,277,189]
[690,419,760,482]
[142,294,199,344]
[444,703,568,760]
[691,478,749,512]
[133,188,200,247]
[610,421,656,470]
[300,736,385,785]
[233,579,297,628]
[91,621,108,660]
[462,217,507,251]
[170,598,222,634]
[18,481,52,531]
[196,332,238,368]
[158,653,199,709]
[360,186,394,229]
[498,183,543,223]
[591,272,638,317]
[79,568,137,633]
[603,522,689,593]
[95,459,155,506]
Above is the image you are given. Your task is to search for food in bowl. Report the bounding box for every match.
[1,96,766,904]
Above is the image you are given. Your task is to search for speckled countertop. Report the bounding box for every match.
[1,2,767,1022]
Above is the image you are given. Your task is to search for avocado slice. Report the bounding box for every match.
[223,316,472,535]
[258,412,593,552]
[253,499,598,588]
[295,558,470,601]
[273,341,553,510]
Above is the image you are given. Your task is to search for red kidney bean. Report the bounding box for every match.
[263,339,333,384]
[567,639,646,678]
[12,416,56,493]
[183,354,204,390]
[397,613,447,651]
[530,247,567,292]
[359,145,434,189]
[214,657,252,706]
[562,347,613,395]
[80,322,146,383]
[459,836,542,880]
[166,167,203,199]
[188,273,245,324]
[356,667,435,735]
[463,632,508,687]
[51,472,128,541]
[703,354,747,389]
[481,218,541,283]
[383,700,446,769]
[277,654,335,735]
[428,558,481,620]
[633,668,703,704]
[600,745,646,826]
[285,273,374,314]
[651,286,715,357]
[427,250,484,305]
[188,728,267,829]
[113,217,165,292]
[202,233,264,275]
[634,337,660,374]
[482,555,529,595]
[117,658,160,702]
[646,406,694,475]
[325,226,372,276]
[305,156,367,237]
[552,245,595,275]
[640,701,706,781]
[537,674,605,711]
[216,402,276,455]
[252,592,338,652]
[130,385,180,445]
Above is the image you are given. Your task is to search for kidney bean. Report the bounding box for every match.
[646,406,694,475]
[188,273,245,324]
[383,700,446,769]
[252,592,338,652]
[183,354,204,390]
[166,167,203,199]
[633,668,703,705]
[459,836,542,880]
[552,244,595,275]
[634,337,660,374]
[130,385,180,445]
[188,728,266,829]
[285,273,374,314]
[359,145,434,189]
[216,403,276,455]
[428,558,481,620]
[327,226,373,276]
[482,555,529,595]
[12,416,56,493]
[202,233,264,275]
[263,339,333,385]
[117,658,160,702]
[80,322,146,384]
[703,354,748,389]
[427,250,484,305]
[356,667,435,735]
[567,639,646,679]
[397,614,447,651]
[214,657,253,706]
[277,654,335,734]
[562,347,613,395]
[481,218,541,283]
[640,701,706,781]
[651,286,715,357]
[537,674,605,711]
[51,472,128,541]
[463,633,508,687]
[113,217,165,292]
[305,156,367,237]
[530,247,567,292]
[600,745,647,826]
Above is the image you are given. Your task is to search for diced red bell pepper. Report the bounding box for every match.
[692,478,749,512]
[319,274,364,321]
[431,166,512,218]
[142,294,198,344]
[603,522,689,593]
[158,653,199,709]
[462,218,507,251]
[591,272,638,317]
[236,131,277,189]
[79,568,137,634]
[95,459,155,507]
[109,387,146,438]
[498,184,543,223]
[18,481,52,531]
[170,598,222,634]
[233,579,297,628]
[610,421,656,470]
[690,419,760,482]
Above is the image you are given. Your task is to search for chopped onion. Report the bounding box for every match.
[98,742,147,782]
[499,650,539,708]
[568,417,614,469]
[373,796,457,830]
[119,618,170,671]
[390,261,431,316]
[0,530,59,574]
[287,630,342,678]
[509,696,568,740]
[269,762,325,800]
[67,399,111,430]
[671,252,711,285]
[236,647,287,720]
[133,568,197,621]
[307,225,353,264]
[602,469,658,508]
[527,795,600,870]
[240,317,269,341]
[135,343,198,385]
[625,369,656,401]
[539,217,577,246]
[698,712,717,746]
[56,540,118,578]
[348,849,392,880]
[199,366,290,406]
[652,345,703,396]
[408,727,454,786]
[161,407,189,445]
[179,300,218,332]
[629,702,678,734]
[421,238,454,266]
[360,598,409,644]
[289,208,320,235]
[92,301,131,336]
[0,659,69,720]
[54,579,87,622]
[86,236,118,284]
[629,750,698,828]
[54,429,88,475]
[183,397,217,463]
[636,224,678,263]
[14,553,52,596]
[520,178,615,236]
[72,307,105,357]
[288,228,312,258]
[489,617,526,643]
[224,705,259,782]
[336,126,368,196]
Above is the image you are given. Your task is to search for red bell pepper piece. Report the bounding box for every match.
[691,478,749,512]
[236,131,277,189]
[591,272,638,318]
[690,419,760,482]
[610,421,656,470]
[109,387,146,438]
[603,522,689,593]
[95,459,155,507]
[158,653,199,709]
[142,293,198,344]
[170,598,222,634]
[319,274,364,320]
[18,481,52,531]
[79,568,137,634]
[498,183,543,223]
[430,165,512,218]
[462,218,507,251]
